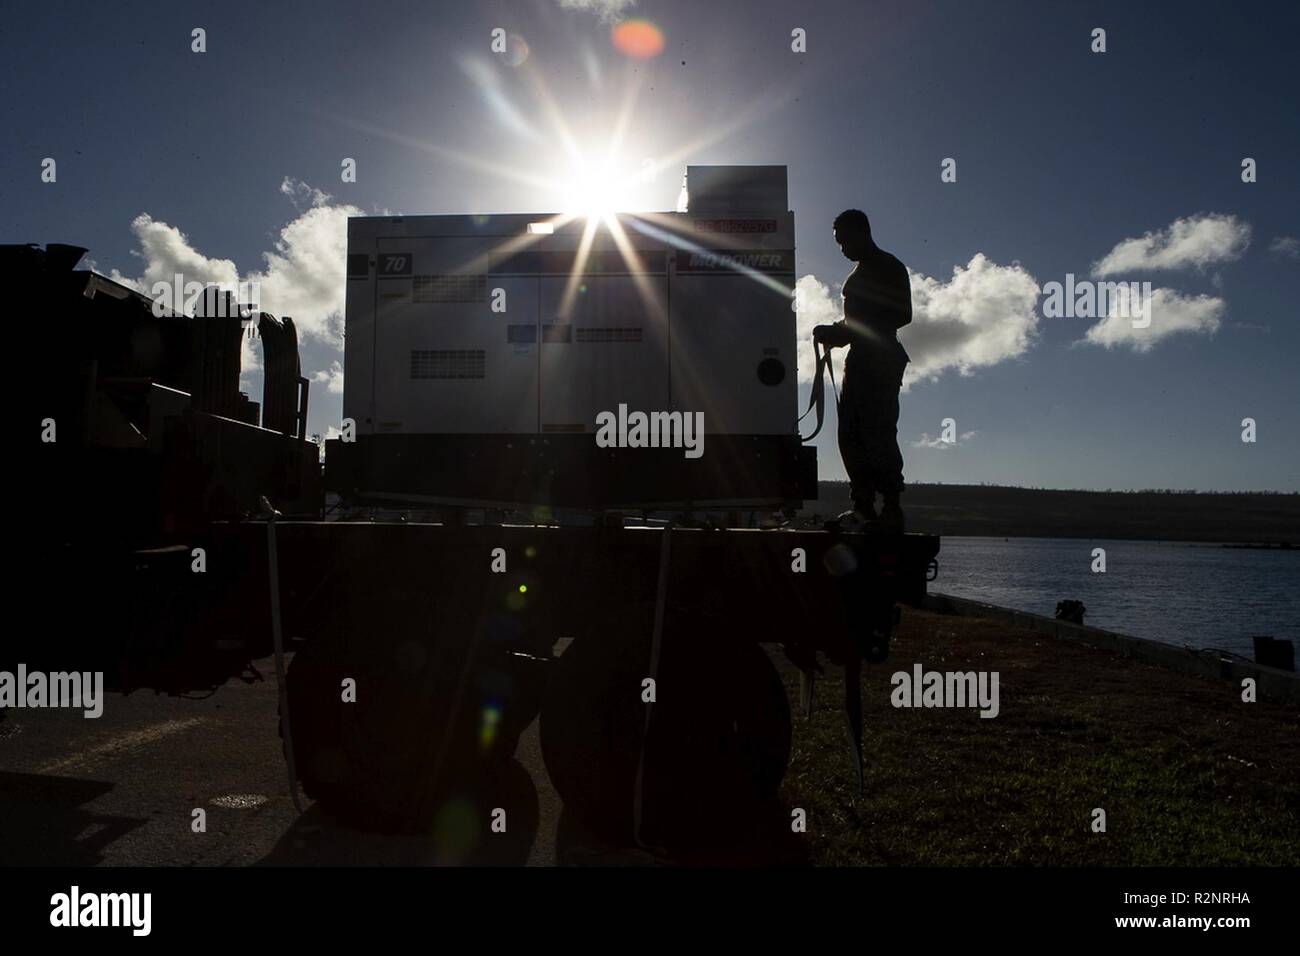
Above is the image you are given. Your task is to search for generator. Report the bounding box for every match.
[328,165,815,510]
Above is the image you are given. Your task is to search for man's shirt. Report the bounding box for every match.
[842,247,915,374]
[842,246,912,342]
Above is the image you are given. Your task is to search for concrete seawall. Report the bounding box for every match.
[922,591,1300,707]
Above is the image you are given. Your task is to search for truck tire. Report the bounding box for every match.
[540,618,792,849]
[281,630,545,833]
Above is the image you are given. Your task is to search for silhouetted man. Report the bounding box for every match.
[814,209,911,531]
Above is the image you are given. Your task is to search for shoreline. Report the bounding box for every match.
[922,533,1298,547]
[923,591,1300,706]
[805,482,1300,544]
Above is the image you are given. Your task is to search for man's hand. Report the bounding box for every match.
[813,322,852,348]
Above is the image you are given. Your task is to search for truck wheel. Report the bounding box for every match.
[281,632,546,833]
[281,634,435,831]
[540,620,791,849]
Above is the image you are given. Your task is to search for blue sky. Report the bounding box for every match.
[4,0,1297,491]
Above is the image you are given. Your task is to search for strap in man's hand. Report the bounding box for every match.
[799,339,839,442]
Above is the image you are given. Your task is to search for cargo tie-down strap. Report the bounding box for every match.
[799,339,841,442]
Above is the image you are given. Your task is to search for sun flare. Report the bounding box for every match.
[561,159,644,219]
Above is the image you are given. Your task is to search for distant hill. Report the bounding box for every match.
[802,482,1300,544]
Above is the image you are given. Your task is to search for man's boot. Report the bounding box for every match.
[827,492,877,532]
[879,493,905,533]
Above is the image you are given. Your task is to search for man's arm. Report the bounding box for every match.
[886,259,912,330]
[813,321,852,347]
[878,261,909,332]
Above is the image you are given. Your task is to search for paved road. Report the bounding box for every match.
[0,652,649,867]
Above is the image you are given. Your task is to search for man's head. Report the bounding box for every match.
[833,209,873,261]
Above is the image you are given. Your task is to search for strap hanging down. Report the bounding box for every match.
[799,339,841,442]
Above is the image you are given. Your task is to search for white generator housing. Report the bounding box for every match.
[332,165,815,509]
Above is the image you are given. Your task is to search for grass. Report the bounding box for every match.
[771,608,1300,865]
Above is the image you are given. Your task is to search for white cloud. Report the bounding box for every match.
[899,254,1041,388]
[1092,213,1250,277]
[1268,235,1300,261]
[109,214,240,293]
[557,0,636,21]
[279,176,334,210]
[109,178,362,347]
[244,195,361,345]
[1080,287,1224,352]
[798,255,1040,391]
[912,430,977,450]
[793,274,841,384]
[312,360,345,395]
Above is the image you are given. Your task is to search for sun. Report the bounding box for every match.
[561,158,642,219]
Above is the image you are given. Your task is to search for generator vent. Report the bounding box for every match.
[412,274,487,303]
[410,349,486,379]
[576,327,643,343]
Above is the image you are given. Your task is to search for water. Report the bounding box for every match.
[932,537,1300,659]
